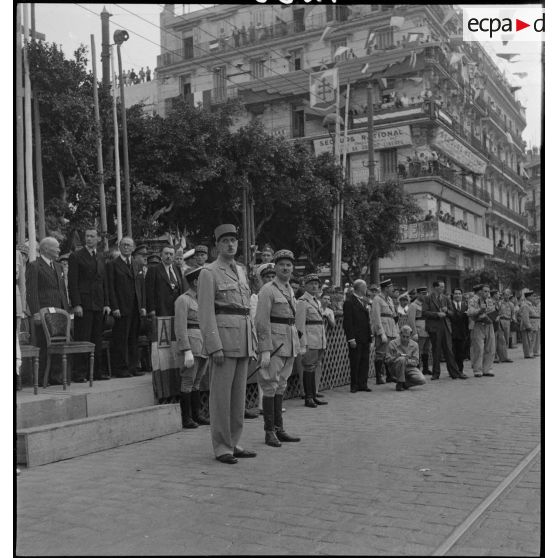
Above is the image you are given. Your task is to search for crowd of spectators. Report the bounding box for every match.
[118,66,152,87]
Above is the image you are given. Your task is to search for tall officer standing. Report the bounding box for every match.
[519,290,537,359]
[407,286,432,375]
[255,249,301,447]
[198,225,257,464]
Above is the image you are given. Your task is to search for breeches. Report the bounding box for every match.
[180,356,208,392]
[374,335,396,358]
[302,349,324,391]
[257,355,295,397]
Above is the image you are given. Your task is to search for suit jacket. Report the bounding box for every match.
[145,263,184,316]
[422,292,453,334]
[67,247,108,311]
[106,257,145,317]
[342,294,372,344]
[448,299,469,339]
[25,257,69,315]
[295,292,327,350]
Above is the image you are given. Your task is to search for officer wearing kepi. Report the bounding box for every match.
[198,224,257,464]
[255,249,301,447]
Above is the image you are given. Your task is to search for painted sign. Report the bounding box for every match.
[313,125,412,156]
[431,128,487,174]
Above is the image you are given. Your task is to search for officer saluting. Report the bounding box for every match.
[198,224,257,464]
[255,249,301,447]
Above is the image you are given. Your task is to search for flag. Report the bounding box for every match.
[379,77,388,89]
[449,52,464,66]
[390,16,405,28]
[407,33,422,43]
[360,62,370,74]
[209,40,219,51]
[334,46,348,58]
[309,68,338,109]
[496,53,519,61]
[505,132,514,145]
[513,72,528,78]
[320,26,332,42]
[365,30,376,48]
[409,50,417,68]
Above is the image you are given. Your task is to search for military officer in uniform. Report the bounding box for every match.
[370,279,400,383]
[194,245,209,268]
[255,250,301,447]
[295,273,328,408]
[495,289,514,363]
[467,284,496,377]
[198,224,257,464]
[407,286,431,375]
[519,290,537,358]
[175,266,210,429]
[532,294,541,357]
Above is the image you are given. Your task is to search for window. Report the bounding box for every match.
[180,74,191,97]
[213,66,227,101]
[250,59,265,79]
[498,185,503,203]
[183,37,194,60]
[380,149,398,179]
[288,48,303,72]
[506,190,510,208]
[293,8,305,32]
[377,28,395,49]
[326,6,349,22]
[291,107,305,138]
[331,38,349,62]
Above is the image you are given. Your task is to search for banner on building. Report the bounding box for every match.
[309,68,338,110]
[313,125,412,156]
[431,128,487,174]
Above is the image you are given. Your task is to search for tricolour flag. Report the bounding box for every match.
[309,68,338,109]
[496,53,519,61]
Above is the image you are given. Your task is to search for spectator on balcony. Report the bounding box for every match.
[424,209,434,221]
[430,151,440,173]
[139,67,145,83]
[399,92,410,107]
[146,66,151,82]
[497,239,505,248]
[437,209,445,221]
[397,161,407,178]
[419,153,429,174]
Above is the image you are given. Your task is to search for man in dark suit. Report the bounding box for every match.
[26,237,70,385]
[448,287,469,374]
[422,281,467,380]
[342,279,373,392]
[106,237,146,377]
[68,228,111,381]
[145,244,184,317]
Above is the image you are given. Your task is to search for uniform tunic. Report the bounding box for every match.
[467,295,496,375]
[519,300,537,358]
[407,299,431,355]
[371,293,398,357]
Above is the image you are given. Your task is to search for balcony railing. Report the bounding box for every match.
[492,246,529,266]
[210,86,238,104]
[399,220,493,255]
[489,201,529,226]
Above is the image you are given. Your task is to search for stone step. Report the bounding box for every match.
[17,404,182,468]
[16,375,155,429]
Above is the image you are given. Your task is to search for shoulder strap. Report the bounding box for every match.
[271,281,296,318]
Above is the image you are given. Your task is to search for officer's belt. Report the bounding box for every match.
[531,316,540,320]
[187,323,200,329]
[215,307,250,316]
[306,319,324,325]
[380,313,395,318]
[270,316,295,325]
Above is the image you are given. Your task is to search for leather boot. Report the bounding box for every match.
[190,390,210,425]
[421,354,432,375]
[263,396,281,447]
[179,392,198,429]
[303,371,317,408]
[384,360,396,383]
[311,371,328,405]
[274,394,300,442]
[375,360,386,384]
[396,382,405,392]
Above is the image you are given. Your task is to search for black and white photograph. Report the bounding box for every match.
[14,2,543,555]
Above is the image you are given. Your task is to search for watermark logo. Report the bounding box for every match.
[462,7,544,42]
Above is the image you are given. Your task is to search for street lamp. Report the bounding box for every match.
[114,29,132,236]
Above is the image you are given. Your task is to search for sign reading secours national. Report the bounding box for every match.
[313,125,412,156]
[431,128,487,174]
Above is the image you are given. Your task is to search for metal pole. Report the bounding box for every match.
[111,46,123,241]
[23,4,37,260]
[16,4,26,244]
[338,81,351,283]
[91,35,109,251]
[117,43,132,236]
[33,97,46,239]
[367,82,375,187]
[242,179,248,268]
[30,3,36,40]
[100,7,111,87]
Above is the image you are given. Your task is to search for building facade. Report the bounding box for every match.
[154,4,531,290]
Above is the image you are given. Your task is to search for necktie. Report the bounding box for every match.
[457,302,461,311]
[126,257,131,268]
[169,266,177,286]
[92,250,96,258]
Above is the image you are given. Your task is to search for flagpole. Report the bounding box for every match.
[332,74,341,287]
[111,46,123,242]
[338,80,350,286]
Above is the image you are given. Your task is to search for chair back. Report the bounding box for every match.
[39,308,71,345]
[18,316,32,345]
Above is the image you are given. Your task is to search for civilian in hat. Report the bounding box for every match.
[498,289,515,361]
[371,279,400,384]
[255,249,301,447]
[67,228,111,382]
[194,245,209,268]
[174,266,210,429]
[296,273,328,407]
[422,281,465,380]
[466,284,496,377]
[133,244,148,276]
[343,279,373,393]
[407,287,432,375]
[448,287,470,374]
[385,325,426,392]
[519,290,537,358]
[260,245,274,264]
[198,224,257,464]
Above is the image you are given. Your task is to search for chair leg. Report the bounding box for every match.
[106,347,112,378]
[43,354,51,388]
[89,352,94,387]
[33,356,39,395]
[62,354,68,391]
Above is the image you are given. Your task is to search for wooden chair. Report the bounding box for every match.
[102,315,114,378]
[18,317,40,395]
[39,308,95,390]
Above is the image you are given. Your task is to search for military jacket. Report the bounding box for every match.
[519,300,537,332]
[498,300,515,320]
[371,294,399,338]
[197,258,256,358]
[407,300,428,338]
[295,292,327,350]
[385,338,420,368]
[174,289,205,357]
[467,295,496,328]
[255,280,300,357]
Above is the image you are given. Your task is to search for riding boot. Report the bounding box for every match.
[190,390,210,425]
[375,360,386,384]
[274,394,300,442]
[303,371,317,407]
[179,392,198,429]
[421,354,432,375]
[263,396,281,447]
[311,371,328,405]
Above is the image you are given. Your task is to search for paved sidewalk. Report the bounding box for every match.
[16,348,541,556]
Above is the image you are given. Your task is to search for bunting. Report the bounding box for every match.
[360,62,370,74]
[496,53,519,61]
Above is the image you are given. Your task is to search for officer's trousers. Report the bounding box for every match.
[388,357,426,385]
[522,330,534,358]
[209,356,248,458]
[180,357,208,393]
[470,323,495,375]
[301,349,324,390]
[258,355,294,397]
[495,320,511,362]
[533,328,540,356]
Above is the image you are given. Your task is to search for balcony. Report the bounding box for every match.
[399,220,493,255]
[488,200,529,227]
[491,245,529,266]
[210,86,239,104]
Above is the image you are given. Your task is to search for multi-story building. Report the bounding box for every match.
[524,147,541,245]
[155,3,531,290]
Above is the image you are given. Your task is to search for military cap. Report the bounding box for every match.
[472,283,484,292]
[258,263,275,278]
[184,266,203,281]
[490,289,499,296]
[524,289,534,297]
[147,254,162,265]
[16,243,29,255]
[273,249,295,263]
[194,245,208,254]
[58,253,70,262]
[408,289,417,297]
[369,284,380,292]
[214,224,237,242]
[132,244,148,256]
[304,273,321,285]
[182,248,194,260]
[380,279,393,288]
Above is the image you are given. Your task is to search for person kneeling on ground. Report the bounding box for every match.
[385,325,426,392]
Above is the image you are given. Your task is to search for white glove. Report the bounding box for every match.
[260,351,271,369]
[184,350,194,368]
[299,347,307,356]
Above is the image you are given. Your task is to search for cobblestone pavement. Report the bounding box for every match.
[16,347,541,556]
